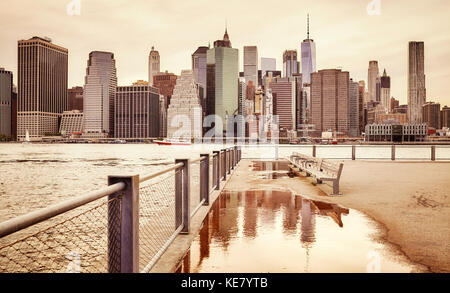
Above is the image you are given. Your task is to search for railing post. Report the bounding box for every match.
[391,145,396,161]
[213,151,220,190]
[108,175,140,273]
[227,148,231,174]
[312,145,316,158]
[221,149,227,181]
[200,154,210,205]
[176,159,190,234]
[234,146,238,167]
[175,164,183,231]
[352,145,356,161]
[431,145,436,161]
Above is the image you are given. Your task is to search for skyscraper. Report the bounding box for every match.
[148,46,160,86]
[153,72,178,109]
[167,70,203,139]
[358,81,366,134]
[238,77,247,117]
[349,79,360,137]
[422,102,440,129]
[115,82,160,139]
[441,106,450,129]
[269,76,298,132]
[367,61,379,103]
[380,69,391,113]
[261,58,276,78]
[301,14,316,85]
[192,46,208,90]
[244,46,258,87]
[206,29,239,131]
[153,72,178,137]
[310,69,350,136]
[408,41,426,123]
[83,51,117,138]
[283,50,298,78]
[17,36,68,140]
[0,68,13,137]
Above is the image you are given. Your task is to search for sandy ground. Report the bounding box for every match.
[225,160,450,273]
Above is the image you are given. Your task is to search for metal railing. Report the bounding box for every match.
[240,144,450,161]
[0,146,242,273]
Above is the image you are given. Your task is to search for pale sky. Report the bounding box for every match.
[1,0,449,106]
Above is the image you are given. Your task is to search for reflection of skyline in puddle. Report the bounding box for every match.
[176,190,418,273]
[252,160,296,179]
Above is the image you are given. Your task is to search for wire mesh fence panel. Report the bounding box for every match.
[138,170,180,272]
[209,156,215,191]
[0,197,119,273]
[190,160,201,216]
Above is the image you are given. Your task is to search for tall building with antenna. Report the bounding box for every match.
[301,14,316,85]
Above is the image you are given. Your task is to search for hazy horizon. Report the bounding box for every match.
[1,0,449,106]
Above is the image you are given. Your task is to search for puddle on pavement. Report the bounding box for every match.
[251,160,296,179]
[176,190,419,273]
[251,161,290,172]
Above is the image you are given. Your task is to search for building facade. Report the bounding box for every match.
[206,29,239,131]
[17,36,68,140]
[167,70,203,140]
[261,57,276,78]
[244,46,258,87]
[153,72,178,110]
[390,97,399,113]
[349,79,360,137]
[367,61,379,103]
[365,123,427,142]
[67,86,83,111]
[310,69,350,136]
[59,110,83,137]
[83,51,117,138]
[148,46,160,86]
[358,81,366,134]
[422,102,440,129]
[192,46,208,90]
[380,69,390,113]
[115,82,160,139]
[0,68,13,137]
[441,106,450,129]
[269,76,298,133]
[376,113,408,124]
[283,50,299,78]
[408,41,426,123]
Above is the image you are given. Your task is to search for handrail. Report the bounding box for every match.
[0,182,126,238]
[140,162,184,183]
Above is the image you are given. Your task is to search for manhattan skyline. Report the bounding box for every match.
[0,0,449,106]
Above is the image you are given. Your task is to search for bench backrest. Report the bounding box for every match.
[321,160,344,179]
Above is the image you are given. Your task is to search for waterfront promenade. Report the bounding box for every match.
[0,144,449,273]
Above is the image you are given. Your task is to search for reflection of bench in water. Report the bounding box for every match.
[289,152,344,196]
[310,200,349,227]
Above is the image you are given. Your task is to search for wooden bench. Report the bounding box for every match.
[289,153,344,196]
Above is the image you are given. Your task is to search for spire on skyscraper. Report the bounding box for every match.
[383,68,387,77]
[224,20,229,42]
[307,14,310,39]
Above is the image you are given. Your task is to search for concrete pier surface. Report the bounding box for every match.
[225,159,450,273]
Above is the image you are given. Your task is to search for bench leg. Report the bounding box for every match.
[332,180,340,196]
[316,178,322,184]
